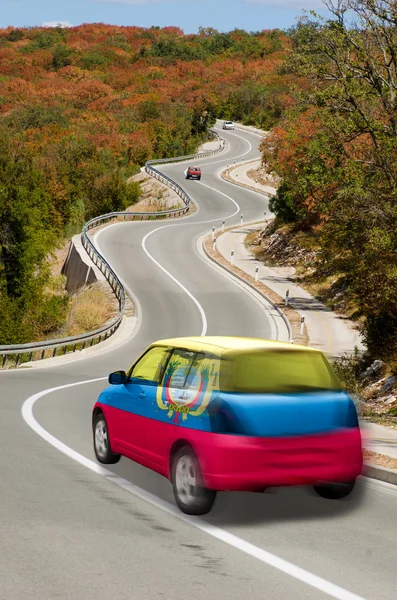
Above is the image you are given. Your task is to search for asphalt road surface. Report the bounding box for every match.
[1,124,396,600]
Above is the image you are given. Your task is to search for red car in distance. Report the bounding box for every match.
[186,166,201,180]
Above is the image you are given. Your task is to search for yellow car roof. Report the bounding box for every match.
[152,336,320,356]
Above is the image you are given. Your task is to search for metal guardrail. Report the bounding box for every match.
[0,129,226,369]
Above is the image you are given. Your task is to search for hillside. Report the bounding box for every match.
[0,24,293,345]
[258,2,397,369]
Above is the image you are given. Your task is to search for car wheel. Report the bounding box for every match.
[313,479,356,500]
[93,412,121,464]
[171,446,216,515]
[198,177,201,181]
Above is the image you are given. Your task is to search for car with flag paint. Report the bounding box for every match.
[92,337,363,515]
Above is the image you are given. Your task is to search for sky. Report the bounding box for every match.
[3,0,332,34]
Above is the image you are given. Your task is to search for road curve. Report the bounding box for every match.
[1,125,396,600]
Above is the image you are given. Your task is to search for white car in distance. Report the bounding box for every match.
[222,121,234,130]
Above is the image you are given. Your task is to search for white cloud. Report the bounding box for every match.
[41,21,73,28]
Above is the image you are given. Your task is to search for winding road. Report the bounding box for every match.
[1,124,396,600]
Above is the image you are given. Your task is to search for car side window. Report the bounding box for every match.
[164,349,216,390]
[163,349,200,388]
[129,346,171,383]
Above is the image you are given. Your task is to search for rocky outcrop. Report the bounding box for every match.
[360,360,397,419]
[257,223,319,269]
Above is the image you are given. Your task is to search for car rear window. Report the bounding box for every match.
[219,349,341,394]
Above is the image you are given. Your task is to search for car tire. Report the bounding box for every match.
[198,177,201,181]
[313,479,356,500]
[93,412,121,464]
[171,445,216,515]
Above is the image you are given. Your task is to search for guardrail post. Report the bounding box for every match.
[2,355,6,368]
[52,348,57,357]
[15,354,20,367]
[41,349,45,360]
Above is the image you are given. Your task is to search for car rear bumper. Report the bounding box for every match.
[196,428,363,491]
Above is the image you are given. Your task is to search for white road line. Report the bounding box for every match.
[140,182,244,336]
[197,180,241,214]
[160,130,254,171]
[142,226,208,336]
[137,185,242,337]
[195,232,282,342]
[22,378,368,600]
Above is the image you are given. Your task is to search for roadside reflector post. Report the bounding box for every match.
[212,226,215,240]
[264,210,267,221]
[255,266,259,282]
[240,214,244,226]
[213,236,217,251]
[222,219,225,232]
[231,250,234,265]
[300,316,305,336]
[285,289,290,306]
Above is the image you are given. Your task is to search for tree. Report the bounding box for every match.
[268,0,397,359]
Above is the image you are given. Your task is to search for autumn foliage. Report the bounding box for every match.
[0,24,292,345]
[265,3,397,362]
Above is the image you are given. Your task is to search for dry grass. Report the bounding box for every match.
[363,449,397,470]
[127,170,191,213]
[246,166,279,188]
[204,232,309,346]
[65,282,118,336]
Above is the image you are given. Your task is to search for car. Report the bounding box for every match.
[92,336,363,515]
[222,121,234,130]
[186,166,201,180]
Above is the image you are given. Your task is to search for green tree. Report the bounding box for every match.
[268,0,397,359]
[50,44,72,70]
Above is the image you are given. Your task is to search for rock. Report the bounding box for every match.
[380,375,397,394]
[360,360,387,379]
[384,395,397,406]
